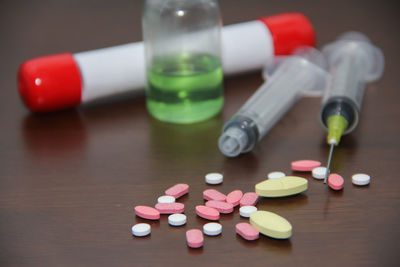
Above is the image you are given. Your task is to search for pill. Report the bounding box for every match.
[352,173,371,186]
[312,166,327,180]
[240,192,259,207]
[203,189,226,202]
[205,173,223,184]
[203,222,222,236]
[186,229,203,248]
[226,190,243,207]
[291,160,321,171]
[131,223,151,237]
[165,183,189,199]
[255,176,308,197]
[236,222,259,241]
[157,195,175,204]
[155,203,185,214]
[195,205,220,221]
[239,206,258,218]
[250,210,292,239]
[205,200,234,214]
[168,213,187,226]
[268,171,286,179]
[134,205,160,220]
[328,173,344,190]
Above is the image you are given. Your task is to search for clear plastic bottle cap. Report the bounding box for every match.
[218,127,248,157]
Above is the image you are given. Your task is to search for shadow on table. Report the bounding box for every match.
[235,234,292,254]
[22,109,88,161]
[148,112,224,164]
[21,91,144,161]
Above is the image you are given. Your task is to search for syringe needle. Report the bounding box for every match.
[323,143,335,184]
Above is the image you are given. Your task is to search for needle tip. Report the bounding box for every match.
[323,143,335,184]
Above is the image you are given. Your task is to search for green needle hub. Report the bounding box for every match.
[327,115,348,145]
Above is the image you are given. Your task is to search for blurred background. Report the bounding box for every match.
[0,0,399,266]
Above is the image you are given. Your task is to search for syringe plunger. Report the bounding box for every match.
[320,31,385,145]
[219,47,329,157]
[218,127,249,157]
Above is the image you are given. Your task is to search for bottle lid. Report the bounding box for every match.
[18,53,82,112]
[218,127,248,157]
[259,13,316,55]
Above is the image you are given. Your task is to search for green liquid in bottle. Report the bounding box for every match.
[146,53,224,124]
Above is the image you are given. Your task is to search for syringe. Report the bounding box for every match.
[320,32,385,183]
[218,47,329,157]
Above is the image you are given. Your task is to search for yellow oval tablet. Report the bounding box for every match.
[250,210,292,239]
[255,176,307,197]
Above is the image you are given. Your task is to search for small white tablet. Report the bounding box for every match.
[157,195,175,204]
[168,213,187,226]
[267,171,285,179]
[352,173,371,186]
[205,173,223,184]
[312,167,327,180]
[239,206,258,218]
[203,222,222,236]
[131,223,151,237]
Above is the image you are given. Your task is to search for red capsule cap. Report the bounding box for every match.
[17,53,82,112]
[259,13,316,55]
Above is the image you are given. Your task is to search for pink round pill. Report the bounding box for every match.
[205,200,234,214]
[291,160,321,171]
[226,190,243,207]
[165,183,189,199]
[236,222,259,241]
[328,173,344,190]
[155,203,185,214]
[134,205,160,220]
[203,189,226,202]
[186,229,203,248]
[240,192,259,207]
[195,205,220,221]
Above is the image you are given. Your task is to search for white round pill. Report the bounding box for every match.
[203,222,222,236]
[168,213,187,226]
[205,173,223,184]
[267,171,285,179]
[239,206,258,218]
[352,173,371,186]
[157,195,175,204]
[312,167,327,180]
[131,223,151,237]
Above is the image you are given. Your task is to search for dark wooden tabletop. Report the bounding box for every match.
[1,0,399,266]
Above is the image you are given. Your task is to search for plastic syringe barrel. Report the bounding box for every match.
[219,48,328,157]
[17,13,315,112]
[320,32,385,135]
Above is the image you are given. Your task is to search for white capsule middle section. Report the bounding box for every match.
[74,20,274,103]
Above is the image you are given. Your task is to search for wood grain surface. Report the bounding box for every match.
[0,0,399,266]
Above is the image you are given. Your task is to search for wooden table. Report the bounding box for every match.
[1,0,399,266]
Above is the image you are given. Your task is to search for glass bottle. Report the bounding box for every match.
[142,0,223,124]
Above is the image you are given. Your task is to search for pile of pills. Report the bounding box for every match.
[131,172,294,248]
[289,159,371,190]
[132,161,371,248]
